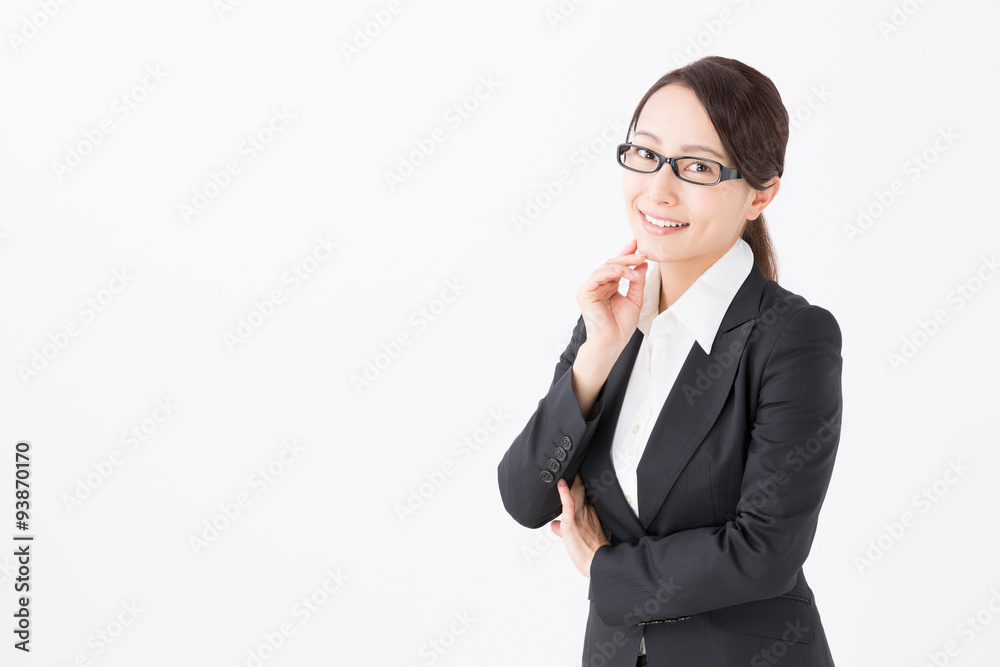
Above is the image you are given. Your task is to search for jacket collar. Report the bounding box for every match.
[637,237,755,356]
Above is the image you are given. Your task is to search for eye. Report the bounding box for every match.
[636,148,656,160]
[685,160,719,175]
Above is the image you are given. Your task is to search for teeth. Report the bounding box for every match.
[645,214,689,228]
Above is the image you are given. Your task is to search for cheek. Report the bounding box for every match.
[621,172,649,202]
[685,192,714,218]
[621,178,638,204]
[722,188,752,217]
[691,191,738,222]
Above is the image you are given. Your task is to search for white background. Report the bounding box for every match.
[1,0,998,665]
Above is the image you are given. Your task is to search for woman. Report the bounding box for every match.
[497,56,842,666]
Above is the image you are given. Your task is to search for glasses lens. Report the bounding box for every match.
[619,145,659,173]
[674,158,720,184]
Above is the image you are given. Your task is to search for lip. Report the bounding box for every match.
[640,209,687,224]
[639,209,689,235]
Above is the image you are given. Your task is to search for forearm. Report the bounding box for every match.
[497,316,615,529]
[588,504,828,624]
[497,364,607,528]
[571,341,620,421]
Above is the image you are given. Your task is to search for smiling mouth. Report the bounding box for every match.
[644,213,689,228]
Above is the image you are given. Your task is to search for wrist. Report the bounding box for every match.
[576,340,621,373]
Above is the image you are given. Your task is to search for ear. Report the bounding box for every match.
[743,176,780,220]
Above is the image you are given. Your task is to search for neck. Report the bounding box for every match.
[657,265,700,313]
[657,247,730,312]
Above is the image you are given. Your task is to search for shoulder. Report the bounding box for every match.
[752,279,842,353]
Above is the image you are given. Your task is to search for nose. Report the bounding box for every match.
[644,162,681,204]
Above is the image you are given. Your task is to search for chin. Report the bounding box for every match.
[635,235,660,257]
[634,232,670,256]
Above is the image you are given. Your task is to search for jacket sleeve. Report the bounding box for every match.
[587,305,843,624]
[497,314,612,529]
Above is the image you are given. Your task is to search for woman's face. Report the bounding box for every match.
[623,83,775,272]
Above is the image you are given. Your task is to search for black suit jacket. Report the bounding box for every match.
[497,262,842,666]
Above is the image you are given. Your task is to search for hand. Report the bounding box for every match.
[576,239,647,353]
[550,473,612,578]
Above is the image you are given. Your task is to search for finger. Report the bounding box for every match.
[557,478,574,518]
[585,263,641,291]
[617,238,645,258]
[570,472,587,506]
[550,520,562,538]
[614,239,645,260]
[624,262,648,306]
[618,239,637,256]
[607,252,647,268]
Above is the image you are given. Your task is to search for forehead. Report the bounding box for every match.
[634,84,726,159]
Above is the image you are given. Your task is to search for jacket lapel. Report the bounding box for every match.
[635,263,767,529]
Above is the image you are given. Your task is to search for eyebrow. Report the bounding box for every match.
[633,130,726,161]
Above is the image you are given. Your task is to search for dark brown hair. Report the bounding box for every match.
[626,56,788,283]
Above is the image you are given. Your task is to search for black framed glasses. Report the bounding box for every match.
[616,143,741,186]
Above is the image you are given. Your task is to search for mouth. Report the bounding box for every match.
[641,211,689,234]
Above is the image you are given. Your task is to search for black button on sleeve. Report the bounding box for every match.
[554,446,567,461]
[547,459,560,472]
[561,435,573,450]
[540,470,554,483]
